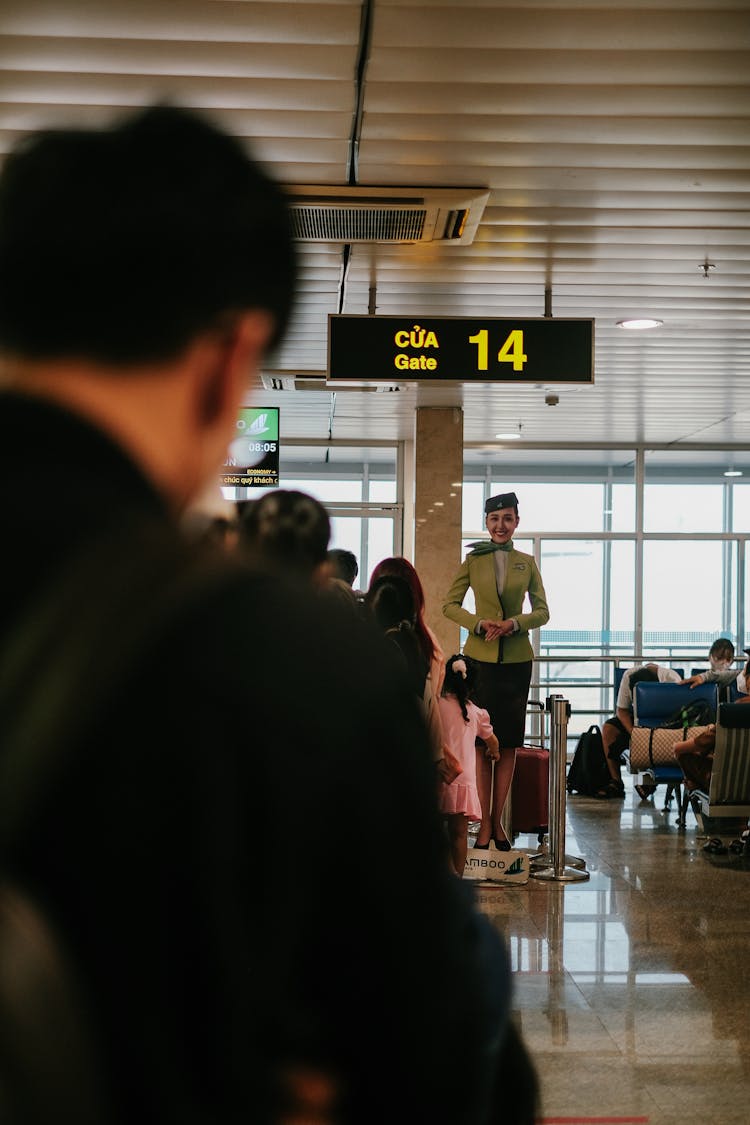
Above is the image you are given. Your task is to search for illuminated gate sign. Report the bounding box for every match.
[328,315,594,384]
[221,406,280,487]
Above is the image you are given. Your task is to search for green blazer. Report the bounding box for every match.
[442,545,549,664]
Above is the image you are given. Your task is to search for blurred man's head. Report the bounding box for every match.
[0,104,296,510]
[0,104,295,365]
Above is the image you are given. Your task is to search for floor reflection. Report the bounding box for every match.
[475,775,750,1123]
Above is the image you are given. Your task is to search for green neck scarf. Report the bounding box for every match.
[467,539,514,556]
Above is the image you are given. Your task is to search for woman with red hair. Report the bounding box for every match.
[370,556,444,691]
[369,557,455,782]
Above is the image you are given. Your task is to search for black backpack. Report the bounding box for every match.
[661,699,715,731]
[566,724,611,797]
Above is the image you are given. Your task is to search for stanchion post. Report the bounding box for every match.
[531,695,589,884]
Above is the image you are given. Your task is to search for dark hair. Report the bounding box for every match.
[628,665,660,689]
[327,548,359,586]
[237,490,330,582]
[708,637,734,660]
[0,104,296,364]
[369,557,436,665]
[442,654,477,722]
[365,575,417,633]
[365,576,428,698]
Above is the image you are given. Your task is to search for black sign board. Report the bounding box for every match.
[328,315,594,384]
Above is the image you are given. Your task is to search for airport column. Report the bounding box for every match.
[413,406,463,659]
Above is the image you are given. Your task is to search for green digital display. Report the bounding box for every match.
[221,406,280,487]
[328,315,594,384]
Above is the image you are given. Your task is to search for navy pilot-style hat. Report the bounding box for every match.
[485,491,519,515]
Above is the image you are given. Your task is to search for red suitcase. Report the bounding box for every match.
[510,702,549,839]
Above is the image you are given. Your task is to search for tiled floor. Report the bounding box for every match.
[474,776,750,1125]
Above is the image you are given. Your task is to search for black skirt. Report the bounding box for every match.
[474,660,533,749]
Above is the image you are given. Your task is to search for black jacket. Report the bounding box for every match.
[0,393,510,1125]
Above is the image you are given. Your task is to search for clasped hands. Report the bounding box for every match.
[478,617,515,642]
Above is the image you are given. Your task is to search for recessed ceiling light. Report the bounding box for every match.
[724,469,743,477]
[616,318,663,330]
[495,432,521,440]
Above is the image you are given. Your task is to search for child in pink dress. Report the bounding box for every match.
[438,655,500,877]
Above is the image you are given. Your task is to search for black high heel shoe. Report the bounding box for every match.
[492,837,512,852]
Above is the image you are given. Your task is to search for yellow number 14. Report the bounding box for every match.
[468,328,527,372]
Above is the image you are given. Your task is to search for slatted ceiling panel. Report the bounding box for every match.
[0,40,357,79]
[369,83,750,117]
[0,74,356,113]
[0,1,359,43]
[364,115,750,148]
[0,1,749,448]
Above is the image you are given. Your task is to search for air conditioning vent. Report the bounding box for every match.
[292,206,427,243]
[286,186,489,245]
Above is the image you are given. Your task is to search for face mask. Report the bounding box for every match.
[710,658,731,671]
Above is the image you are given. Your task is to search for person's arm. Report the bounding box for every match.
[686,668,738,688]
[483,731,500,761]
[442,558,483,634]
[442,557,504,638]
[616,706,634,734]
[511,559,550,635]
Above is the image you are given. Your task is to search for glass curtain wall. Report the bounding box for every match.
[462,447,750,739]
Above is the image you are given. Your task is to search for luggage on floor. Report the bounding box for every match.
[510,744,549,836]
[629,724,711,770]
[566,724,610,797]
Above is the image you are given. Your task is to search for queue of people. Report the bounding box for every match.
[222,491,550,859]
[0,104,540,1125]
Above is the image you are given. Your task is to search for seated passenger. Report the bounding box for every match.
[684,637,743,701]
[599,663,681,799]
[675,652,750,792]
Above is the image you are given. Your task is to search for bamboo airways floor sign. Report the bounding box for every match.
[327,314,594,384]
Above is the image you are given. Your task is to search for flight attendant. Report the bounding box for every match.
[442,492,549,848]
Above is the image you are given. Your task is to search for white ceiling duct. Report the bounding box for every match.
[286,185,489,244]
[260,373,322,392]
[260,372,406,393]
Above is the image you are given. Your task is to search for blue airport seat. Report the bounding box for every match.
[613,665,684,711]
[631,680,718,825]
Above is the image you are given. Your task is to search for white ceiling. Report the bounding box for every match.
[1,0,749,456]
